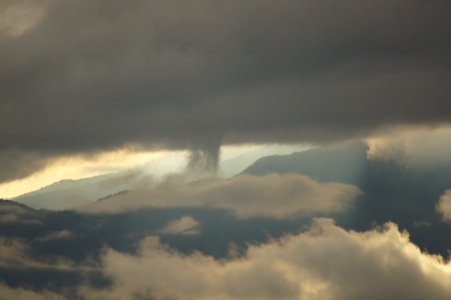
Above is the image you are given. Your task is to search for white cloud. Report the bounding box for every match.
[80,219,451,300]
[158,216,200,236]
[2,219,451,300]
[366,125,451,168]
[79,174,360,219]
[436,190,451,223]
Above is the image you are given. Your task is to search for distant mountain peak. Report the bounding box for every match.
[0,199,36,211]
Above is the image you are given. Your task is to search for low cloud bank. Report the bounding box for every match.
[81,219,451,300]
[79,174,360,219]
[2,219,451,299]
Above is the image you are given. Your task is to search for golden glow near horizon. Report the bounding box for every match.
[0,144,308,199]
[0,149,187,199]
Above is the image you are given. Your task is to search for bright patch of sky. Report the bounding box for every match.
[0,144,309,199]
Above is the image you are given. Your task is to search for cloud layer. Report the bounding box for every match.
[1,206,451,299]
[1,0,451,182]
[80,174,360,219]
[82,219,451,300]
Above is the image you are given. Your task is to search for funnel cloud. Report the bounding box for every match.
[186,136,222,176]
[1,0,451,182]
[1,3,451,298]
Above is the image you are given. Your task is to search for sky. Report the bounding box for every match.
[1,0,451,299]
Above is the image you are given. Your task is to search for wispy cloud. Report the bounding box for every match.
[158,216,200,236]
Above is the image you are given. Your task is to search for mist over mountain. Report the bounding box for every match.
[244,142,451,255]
[13,173,134,210]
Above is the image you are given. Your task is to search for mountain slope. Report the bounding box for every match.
[14,172,140,210]
[243,142,451,256]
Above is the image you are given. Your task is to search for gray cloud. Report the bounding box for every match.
[0,150,51,183]
[1,0,451,182]
[186,136,222,177]
[78,174,360,218]
[79,219,451,300]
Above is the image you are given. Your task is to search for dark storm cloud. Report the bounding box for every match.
[1,0,451,182]
[0,150,51,183]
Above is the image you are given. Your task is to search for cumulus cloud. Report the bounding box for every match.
[366,126,451,168]
[158,216,200,236]
[79,174,360,219]
[1,0,451,182]
[78,219,451,300]
[436,190,451,223]
[2,218,451,300]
